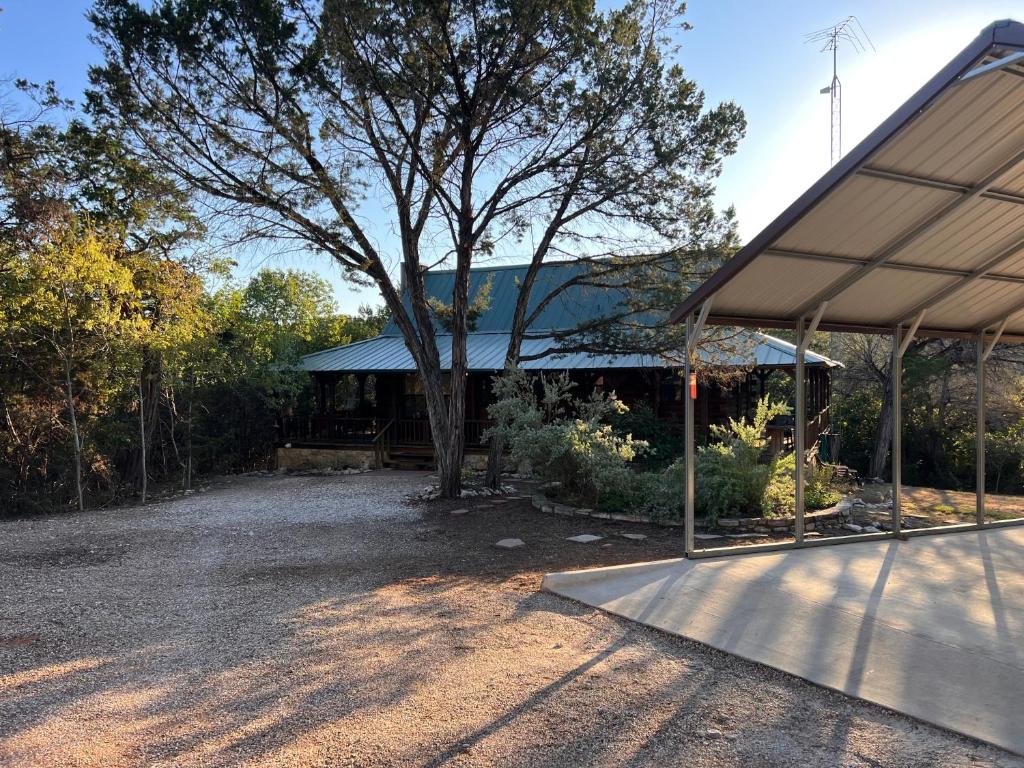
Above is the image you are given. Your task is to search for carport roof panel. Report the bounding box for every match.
[671,19,1024,342]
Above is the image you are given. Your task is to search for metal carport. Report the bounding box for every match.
[671,19,1024,558]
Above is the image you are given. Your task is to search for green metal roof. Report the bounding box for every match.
[300,261,842,373]
[382,260,640,335]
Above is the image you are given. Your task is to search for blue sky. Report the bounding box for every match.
[1,1,1021,312]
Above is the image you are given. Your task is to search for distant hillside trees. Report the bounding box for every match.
[1,79,384,513]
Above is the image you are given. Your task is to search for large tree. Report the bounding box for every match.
[89,0,744,496]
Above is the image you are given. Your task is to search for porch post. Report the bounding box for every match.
[794,319,806,543]
[684,314,695,557]
[977,334,986,525]
[891,325,902,535]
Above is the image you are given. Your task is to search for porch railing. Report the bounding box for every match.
[279,415,379,444]
[393,418,491,447]
[278,415,492,448]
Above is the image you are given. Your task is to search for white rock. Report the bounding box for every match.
[693,533,723,540]
[495,538,525,549]
[450,508,469,515]
[567,534,603,543]
[621,533,648,540]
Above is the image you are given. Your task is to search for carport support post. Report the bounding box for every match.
[976,335,986,525]
[794,319,805,543]
[684,314,695,556]
[891,325,903,535]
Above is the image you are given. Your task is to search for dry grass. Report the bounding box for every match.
[900,485,1024,523]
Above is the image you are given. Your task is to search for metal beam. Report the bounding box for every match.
[857,166,969,194]
[857,166,1024,207]
[983,317,1009,360]
[792,144,1024,319]
[697,313,1024,344]
[766,247,1024,286]
[982,189,1024,207]
[897,236,1024,324]
[687,298,713,356]
[973,293,1024,332]
[958,50,1024,83]
[899,310,925,357]
[804,302,827,339]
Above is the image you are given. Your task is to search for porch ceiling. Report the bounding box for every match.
[670,20,1024,344]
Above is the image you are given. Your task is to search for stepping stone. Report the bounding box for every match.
[450,508,469,515]
[621,533,648,541]
[694,533,724,540]
[495,538,525,549]
[567,534,604,543]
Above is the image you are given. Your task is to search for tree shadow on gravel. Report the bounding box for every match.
[1,474,1019,767]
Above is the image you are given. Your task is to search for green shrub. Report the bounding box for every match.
[762,453,842,516]
[694,442,770,523]
[486,369,647,504]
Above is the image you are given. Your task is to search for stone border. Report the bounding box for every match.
[529,493,856,533]
[530,494,682,527]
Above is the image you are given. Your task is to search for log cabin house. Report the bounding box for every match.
[277,261,840,470]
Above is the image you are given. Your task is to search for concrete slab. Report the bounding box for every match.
[543,527,1024,755]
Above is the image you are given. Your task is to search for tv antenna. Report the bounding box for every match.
[805,16,875,166]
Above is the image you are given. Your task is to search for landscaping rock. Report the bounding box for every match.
[621,533,648,541]
[863,525,882,533]
[450,508,469,516]
[693,533,723,540]
[843,523,864,532]
[494,538,525,549]
[566,534,603,543]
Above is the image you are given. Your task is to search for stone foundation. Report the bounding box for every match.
[276,447,374,471]
[276,447,490,472]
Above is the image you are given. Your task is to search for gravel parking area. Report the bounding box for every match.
[1,471,1020,768]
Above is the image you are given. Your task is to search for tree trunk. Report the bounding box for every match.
[128,347,161,496]
[138,377,147,504]
[869,369,894,480]
[63,358,84,512]
[485,431,504,489]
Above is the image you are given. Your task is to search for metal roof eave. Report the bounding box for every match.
[702,314,1024,345]
[669,19,1024,336]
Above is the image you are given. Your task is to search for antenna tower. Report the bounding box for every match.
[805,16,875,166]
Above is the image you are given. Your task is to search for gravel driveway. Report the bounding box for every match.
[1,471,1019,768]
